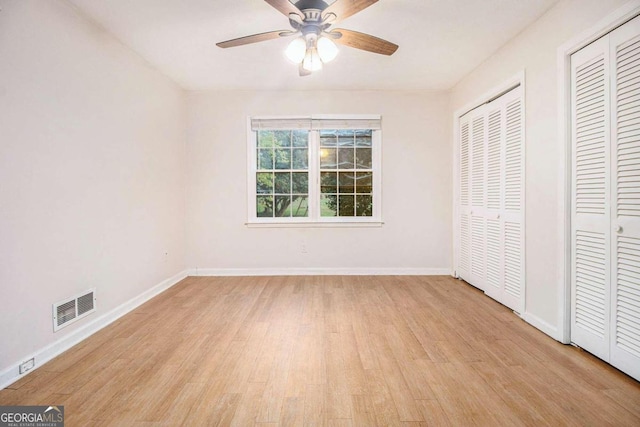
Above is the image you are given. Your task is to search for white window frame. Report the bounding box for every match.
[247,114,383,227]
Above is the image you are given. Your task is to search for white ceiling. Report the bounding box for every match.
[67,0,559,91]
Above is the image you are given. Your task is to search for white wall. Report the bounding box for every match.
[186,90,452,274]
[450,0,631,337]
[0,0,186,375]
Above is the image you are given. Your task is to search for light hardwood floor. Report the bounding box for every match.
[1,276,639,426]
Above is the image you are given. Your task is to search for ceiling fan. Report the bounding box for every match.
[216,0,398,76]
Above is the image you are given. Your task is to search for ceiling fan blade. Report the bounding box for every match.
[322,0,378,23]
[299,64,312,77]
[264,0,303,18]
[330,29,398,55]
[216,30,291,48]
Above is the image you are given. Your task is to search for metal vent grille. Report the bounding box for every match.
[77,293,94,315]
[53,289,96,332]
[56,300,76,327]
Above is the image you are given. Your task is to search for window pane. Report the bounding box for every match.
[320,130,338,147]
[258,131,276,148]
[274,195,291,217]
[292,130,308,147]
[256,172,273,194]
[275,148,291,169]
[338,130,355,147]
[292,172,308,194]
[274,172,291,194]
[321,172,337,194]
[257,196,273,217]
[321,195,337,217]
[356,195,373,216]
[321,129,374,218]
[320,148,337,169]
[291,196,309,217]
[355,130,372,147]
[355,172,372,194]
[338,148,354,169]
[258,149,273,170]
[274,130,292,147]
[339,195,355,216]
[292,148,308,169]
[339,172,355,194]
[356,148,372,169]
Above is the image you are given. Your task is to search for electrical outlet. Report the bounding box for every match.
[19,358,35,374]
[301,243,308,254]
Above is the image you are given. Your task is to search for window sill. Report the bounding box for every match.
[245,221,384,229]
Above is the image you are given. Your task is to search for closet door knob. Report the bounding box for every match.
[616,225,623,233]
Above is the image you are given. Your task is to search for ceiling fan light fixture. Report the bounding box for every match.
[317,36,338,63]
[216,0,398,77]
[285,37,307,63]
[302,47,323,72]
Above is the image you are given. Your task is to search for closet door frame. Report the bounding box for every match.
[452,71,526,311]
[557,1,640,345]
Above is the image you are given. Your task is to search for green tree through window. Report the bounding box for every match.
[256,130,309,218]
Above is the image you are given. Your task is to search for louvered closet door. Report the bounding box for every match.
[458,115,472,281]
[571,36,612,362]
[480,87,524,313]
[501,88,525,313]
[609,16,640,381]
[456,86,525,311]
[570,17,640,378]
[483,104,504,303]
[470,110,487,290]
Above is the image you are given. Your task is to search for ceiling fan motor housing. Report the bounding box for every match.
[294,0,330,13]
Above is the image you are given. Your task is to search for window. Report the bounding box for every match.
[248,115,382,225]
[256,129,310,219]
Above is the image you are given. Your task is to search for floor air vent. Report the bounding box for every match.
[53,289,96,332]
